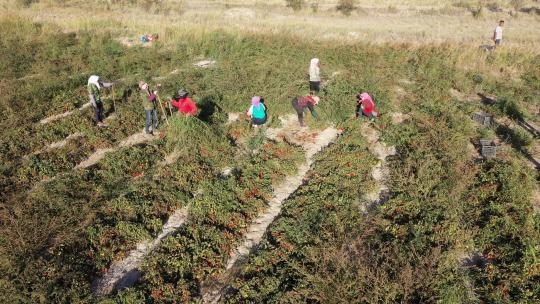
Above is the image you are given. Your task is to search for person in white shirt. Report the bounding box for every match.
[309,58,321,94]
[493,20,504,47]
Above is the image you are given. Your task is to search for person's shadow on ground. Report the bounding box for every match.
[198,95,226,124]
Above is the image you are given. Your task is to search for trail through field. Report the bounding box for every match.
[159,149,181,166]
[75,130,158,169]
[201,114,339,303]
[24,132,84,159]
[92,207,189,296]
[39,102,91,124]
[28,114,118,158]
[360,116,399,209]
[226,112,241,125]
[194,59,216,68]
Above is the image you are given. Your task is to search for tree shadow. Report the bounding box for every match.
[516,119,540,139]
[522,152,540,172]
[479,92,538,138]
[495,124,540,171]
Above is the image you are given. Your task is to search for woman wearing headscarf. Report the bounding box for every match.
[139,81,159,135]
[246,96,267,127]
[87,75,113,126]
[356,92,378,120]
[309,58,321,94]
[292,95,319,127]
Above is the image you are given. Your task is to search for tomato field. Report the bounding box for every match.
[0,14,539,303]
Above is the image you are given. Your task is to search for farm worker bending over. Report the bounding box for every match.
[140,81,159,135]
[356,92,378,120]
[246,96,267,127]
[87,75,113,127]
[171,89,198,116]
[292,95,319,127]
[309,58,321,94]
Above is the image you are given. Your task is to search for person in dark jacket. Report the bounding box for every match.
[291,95,319,127]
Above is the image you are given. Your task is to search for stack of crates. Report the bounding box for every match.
[479,139,497,158]
[472,112,493,127]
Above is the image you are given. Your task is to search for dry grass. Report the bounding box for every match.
[2,0,539,49]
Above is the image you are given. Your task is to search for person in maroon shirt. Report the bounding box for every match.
[291,95,319,127]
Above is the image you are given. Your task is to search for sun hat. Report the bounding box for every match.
[175,89,188,99]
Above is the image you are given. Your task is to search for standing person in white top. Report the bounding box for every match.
[493,20,504,48]
[309,58,321,94]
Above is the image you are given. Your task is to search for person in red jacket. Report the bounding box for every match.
[170,89,198,116]
[356,92,378,120]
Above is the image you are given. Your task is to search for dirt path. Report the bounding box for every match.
[201,114,339,303]
[226,112,241,125]
[75,130,157,169]
[92,207,188,296]
[29,114,118,159]
[39,102,91,124]
[24,132,84,159]
[360,118,399,210]
[194,60,216,68]
[159,149,181,167]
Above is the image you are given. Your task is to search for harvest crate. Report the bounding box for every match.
[472,112,492,127]
[479,139,497,159]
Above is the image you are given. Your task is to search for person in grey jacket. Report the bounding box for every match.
[87,75,113,126]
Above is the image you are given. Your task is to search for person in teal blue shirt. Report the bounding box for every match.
[246,96,267,127]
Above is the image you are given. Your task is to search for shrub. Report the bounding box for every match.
[453,0,473,10]
[336,0,355,16]
[496,124,533,149]
[472,6,484,18]
[387,5,398,14]
[16,0,38,7]
[510,0,524,11]
[310,0,319,13]
[496,98,524,121]
[285,0,304,11]
[486,1,502,12]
